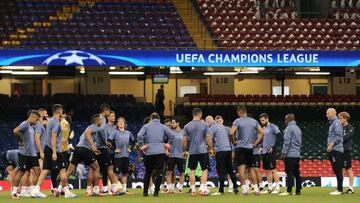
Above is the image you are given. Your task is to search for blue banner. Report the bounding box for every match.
[0,50,359,67]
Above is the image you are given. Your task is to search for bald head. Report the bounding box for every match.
[285,113,295,125]
[326,108,337,120]
[205,115,214,126]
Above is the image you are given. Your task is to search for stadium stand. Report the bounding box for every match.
[192,0,360,50]
[0,94,154,121]
[259,0,297,19]
[330,0,360,19]
[183,94,360,106]
[0,0,195,49]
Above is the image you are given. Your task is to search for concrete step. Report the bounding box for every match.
[172,0,216,49]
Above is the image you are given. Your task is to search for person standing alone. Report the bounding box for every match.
[279,114,302,196]
[326,108,344,195]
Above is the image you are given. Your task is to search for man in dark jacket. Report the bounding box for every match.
[279,114,302,196]
[155,85,165,119]
[338,111,354,194]
[137,112,174,197]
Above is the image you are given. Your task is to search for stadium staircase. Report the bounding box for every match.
[172,0,216,50]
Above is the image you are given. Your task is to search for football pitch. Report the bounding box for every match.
[0,188,359,203]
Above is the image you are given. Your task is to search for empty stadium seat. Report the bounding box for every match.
[0,0,195,49]
[192,0,360,50]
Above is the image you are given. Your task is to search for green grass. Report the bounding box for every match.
[1,188,359,203]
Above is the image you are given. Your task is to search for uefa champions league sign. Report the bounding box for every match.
[0,50,359,67]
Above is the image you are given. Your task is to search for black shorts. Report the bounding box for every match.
[163,157,169,174]
[110,150,115,163]
[62,151,70,168]
[167,157,185,173]
[71,147,97,166]
[1,151,14,168]
[18,153,39,172]
[232,163,238,173]
[252,154,261,168]
[343,150,352,169]
[43,146,67,171]
[36,152,41,160]
[114,157,129,174]
[263,153,277,170]
[188,153,209,170]
[96,148,113,168]
[234,147,254,167]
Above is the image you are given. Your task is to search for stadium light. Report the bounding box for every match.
[0,70,12,74]
[309,67,320,72]
[11,71,48,75]
[295,72,331,75]
[246,67,265,71]
[170,66,183,74]
[109,71,144,75]
[109,66,116,70]
[2,66,34,70]
[170,70,183,74]
[170,66,179,70]
[203,72,238,76]
[239,70,259,74]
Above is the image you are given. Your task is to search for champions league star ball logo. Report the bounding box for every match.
[43,50,106,66]
[302,180,316,187]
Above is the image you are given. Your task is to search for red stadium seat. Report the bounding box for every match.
[192,0,359,50]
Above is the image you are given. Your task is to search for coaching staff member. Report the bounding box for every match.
[280,114,302,196]
[326,108,344,195]
[137,112,174,197]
